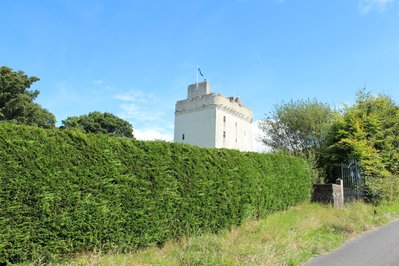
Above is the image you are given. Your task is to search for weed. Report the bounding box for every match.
[57,202,399,266]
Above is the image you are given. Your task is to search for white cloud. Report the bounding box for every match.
[113,90,164,122]
[113,91,155,103]
[113,89,173,142]
[358,0,395,14]
[134,128,173,141]
[118,103,165,122]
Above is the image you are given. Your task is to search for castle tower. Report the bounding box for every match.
[174,81,253,152]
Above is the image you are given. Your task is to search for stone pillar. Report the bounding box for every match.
[337,179,344,204]
[333,179,344,208]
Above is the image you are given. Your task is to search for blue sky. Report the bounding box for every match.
[2,0,399,144]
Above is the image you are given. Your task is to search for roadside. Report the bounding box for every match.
[35,201,399,266]
[305,219,399,266]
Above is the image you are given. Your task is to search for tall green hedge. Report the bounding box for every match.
[0,123,311,263]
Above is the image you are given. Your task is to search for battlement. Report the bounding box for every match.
[187,81,211,99]
[174,80,253,151]
[177,81,252,121]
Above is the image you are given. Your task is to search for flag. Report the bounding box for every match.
[197,66,204,77]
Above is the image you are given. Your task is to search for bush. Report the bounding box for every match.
[0,123,311,263]
[365,175,399,204]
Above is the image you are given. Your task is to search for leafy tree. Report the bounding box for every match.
[61,111,134,138]
[259,99,336,155]
[323,90,399,202]
[259,99,337,183]
[0,66,55,128]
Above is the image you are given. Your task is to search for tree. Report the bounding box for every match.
[258,99,337,183]
[323,90,399,202]
[259,98,336,155]
[0,66,56,128]
[61,111,134,138]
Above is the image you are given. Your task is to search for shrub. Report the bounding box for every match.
[0,123,311,263]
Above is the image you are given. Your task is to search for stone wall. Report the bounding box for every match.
[312,180,344,208]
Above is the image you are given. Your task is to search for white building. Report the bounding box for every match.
[174,81,253,152]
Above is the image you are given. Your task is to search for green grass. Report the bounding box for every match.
[22,202,399,266]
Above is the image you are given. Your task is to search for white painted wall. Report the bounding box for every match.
[174,81,253,152]
[174,106,216,148]
[214,106,253,152]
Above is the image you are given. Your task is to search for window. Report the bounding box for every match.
[223,131,226,138]
[235,122,238,142]
[182,134,185,140]
[223,116,226,122]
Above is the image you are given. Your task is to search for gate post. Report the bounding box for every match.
[337,178,344,205]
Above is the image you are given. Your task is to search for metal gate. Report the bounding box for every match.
[341,160,365,201]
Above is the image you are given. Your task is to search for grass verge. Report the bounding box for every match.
[23,201,399,266]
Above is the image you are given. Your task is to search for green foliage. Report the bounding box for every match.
[323,90,399,202]
[0,123,311,264]
[66,202,399,266]
[0,66,56,128]
[259,99,336,183]
[61,111,134,138]
[259,98,336,154]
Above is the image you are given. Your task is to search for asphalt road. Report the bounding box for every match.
[305,220,399,266]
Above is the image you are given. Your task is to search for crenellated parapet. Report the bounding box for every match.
[174,80,253,152]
